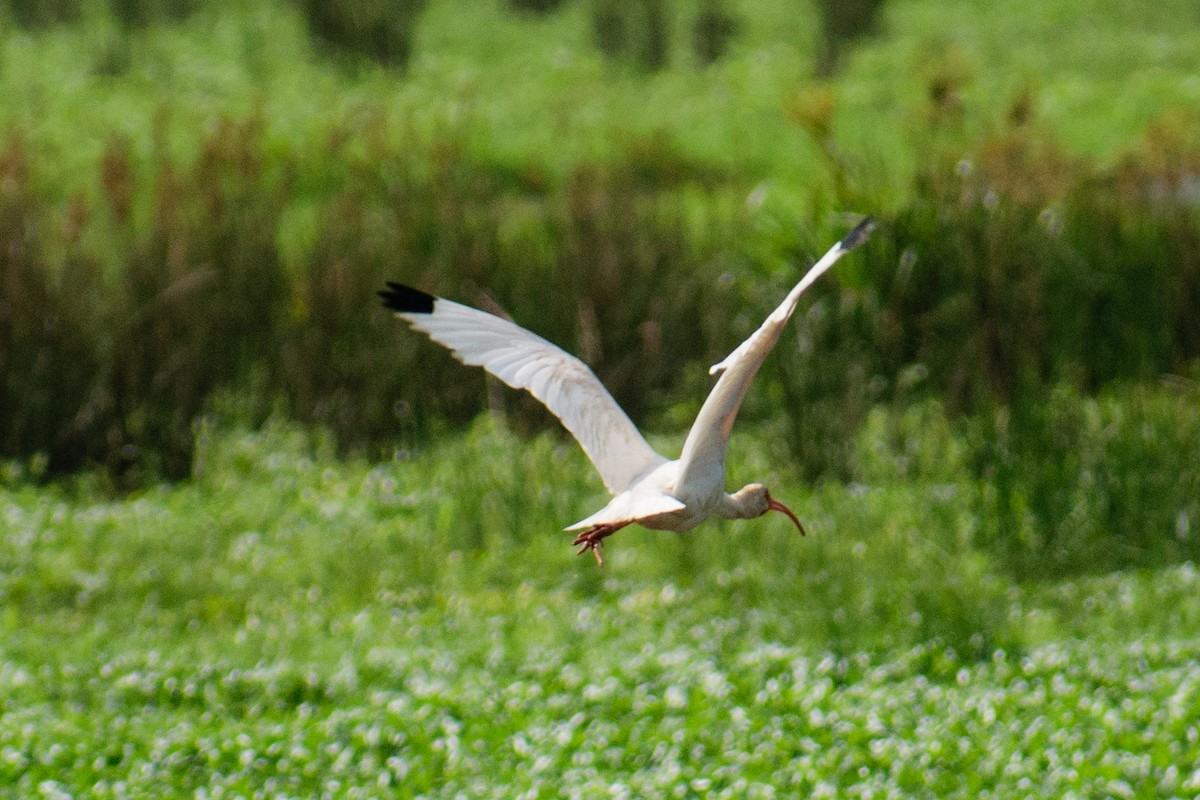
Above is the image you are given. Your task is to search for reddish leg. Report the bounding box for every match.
[572,522,631,566]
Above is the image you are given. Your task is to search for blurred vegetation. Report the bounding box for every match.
[692,0,738,66]
[4,0,82,27]
[296,0,427,68]
[813,0,887,76]
[590,0,671,71]
[2,0,196,27]
[586,0,876,73]
[507,0,566,12]
[0,0,1198,585]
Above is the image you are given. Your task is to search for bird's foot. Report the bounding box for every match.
[573,522,629,566]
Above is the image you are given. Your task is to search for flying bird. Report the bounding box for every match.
[380,217,875,564]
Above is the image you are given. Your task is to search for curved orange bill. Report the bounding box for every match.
[768,497,807,536]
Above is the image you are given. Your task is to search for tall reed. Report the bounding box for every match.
[1,105,1197,589]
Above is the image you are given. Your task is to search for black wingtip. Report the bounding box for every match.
[839,216,877,251]
[379,282,435,314]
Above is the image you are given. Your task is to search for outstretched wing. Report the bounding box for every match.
[380,283,667,495]
[676,218,876,487]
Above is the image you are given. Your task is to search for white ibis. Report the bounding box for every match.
[380,217,875,564]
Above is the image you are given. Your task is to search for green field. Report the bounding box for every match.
[3,0,1200,795]
[4,0,1199,203]
[2,420,1200,796]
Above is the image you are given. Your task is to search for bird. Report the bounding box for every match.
[380,217,875,564]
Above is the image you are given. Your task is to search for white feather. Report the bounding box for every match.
[676,221,874,488]
[397,298,667,494]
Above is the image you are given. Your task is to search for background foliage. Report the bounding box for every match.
[1,0,1197,564]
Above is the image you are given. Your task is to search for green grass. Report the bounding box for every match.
[4,598,1200,797]
[3,0,1198,206]
[2,414,1199,796]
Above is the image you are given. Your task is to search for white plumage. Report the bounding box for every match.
[381,217,875,563]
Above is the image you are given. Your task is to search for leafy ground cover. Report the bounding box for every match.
[3,596,1199,798]
[1,418,1198,797]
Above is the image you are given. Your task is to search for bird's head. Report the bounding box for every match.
[734,483,806,535]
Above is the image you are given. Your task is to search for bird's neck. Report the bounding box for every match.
[714,487,761,520]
